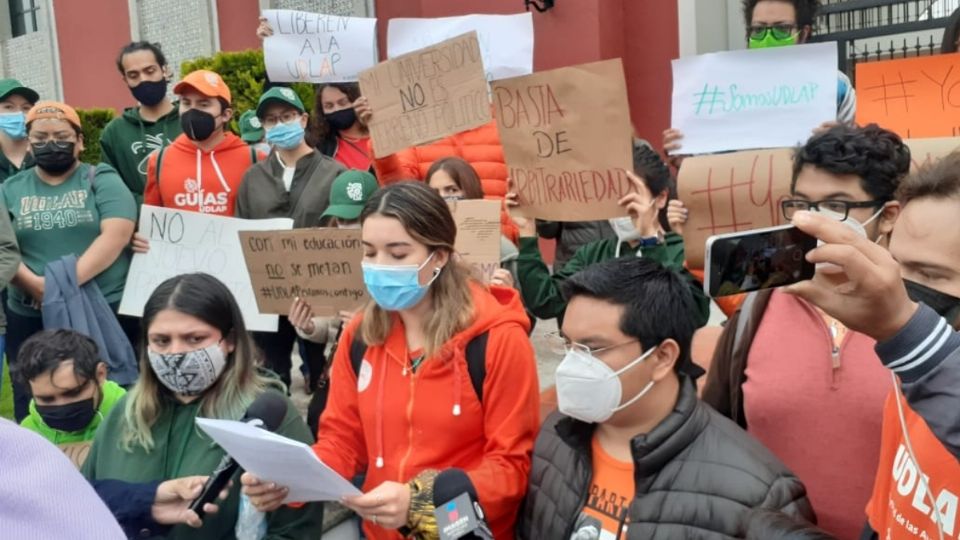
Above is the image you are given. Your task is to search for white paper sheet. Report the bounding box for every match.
[196,418,361,503]
[387,13,534,81]
[670,42,838,154]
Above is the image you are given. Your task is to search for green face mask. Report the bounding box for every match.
[748,28,798,49]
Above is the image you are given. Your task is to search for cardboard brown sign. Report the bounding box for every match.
[450,199,501,282]
[492,58,633,221]
[678,137,960,268]
[359,31,491,158]
[240,228,366,315]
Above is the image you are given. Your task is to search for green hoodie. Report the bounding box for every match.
[82,389,324,540]
[99,103,181,205]
[20,380,126,445]
[517,232,711,327]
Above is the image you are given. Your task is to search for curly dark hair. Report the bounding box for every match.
[307,83,366,150]
[743,0,819,30]
[116,41,168,74]
[897,149,960,205]
[791,123,911,202]
[12,329,101,386]
[634,139,676,230]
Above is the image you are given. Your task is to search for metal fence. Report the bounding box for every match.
[809,0,960,81]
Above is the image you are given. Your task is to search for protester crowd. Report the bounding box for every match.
[1,1,959,539]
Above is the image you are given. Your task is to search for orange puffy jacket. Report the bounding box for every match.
[313,283,540,540]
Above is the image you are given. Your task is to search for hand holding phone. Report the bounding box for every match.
[704,225,816,297]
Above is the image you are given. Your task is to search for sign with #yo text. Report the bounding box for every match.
[262,9,378,83]
[671,42,837,154]
[492,58,634,221]
[359,31,492,158]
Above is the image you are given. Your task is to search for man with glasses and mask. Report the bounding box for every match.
[517,256,814,539]
[100,42,181,206]
[703,124,910,539]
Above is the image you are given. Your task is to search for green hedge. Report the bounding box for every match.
[181,49,316,134]
[78,108,116,164]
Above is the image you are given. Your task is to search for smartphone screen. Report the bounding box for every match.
[705,225,816,297]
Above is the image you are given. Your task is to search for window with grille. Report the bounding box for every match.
[9,0,39,38]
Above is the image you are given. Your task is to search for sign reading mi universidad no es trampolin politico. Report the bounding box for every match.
[670,42,838,155]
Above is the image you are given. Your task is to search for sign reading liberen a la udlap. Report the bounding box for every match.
[670,42,837,155]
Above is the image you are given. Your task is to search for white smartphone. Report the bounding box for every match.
[704,224,816,297]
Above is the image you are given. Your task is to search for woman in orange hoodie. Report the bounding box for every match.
[242,181,540,539]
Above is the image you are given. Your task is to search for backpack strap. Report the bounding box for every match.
[349,331,490,403]
[250,146,258,165]
[153,146,168,206]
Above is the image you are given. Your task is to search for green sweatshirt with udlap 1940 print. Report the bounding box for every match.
[517,232,711,327]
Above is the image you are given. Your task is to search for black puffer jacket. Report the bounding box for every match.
[517,378,816,539]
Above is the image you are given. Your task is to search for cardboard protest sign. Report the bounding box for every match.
[678,137,960,267]
[240,228,366,315]
[387,13,534,81]
[60,441,92,469]
[450,199,501,282]
[492,58,633,221]
[359,31,491,158]
[119,206,292,332]
[671,42,837,154]
[262,9,378,83]
[856,54,960,139]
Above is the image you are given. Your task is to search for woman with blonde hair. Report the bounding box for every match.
[82,273,322,539]
[243,182,540,539]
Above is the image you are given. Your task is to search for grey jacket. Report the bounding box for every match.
[41,255,138,386]
[0,195,19,333]
[235,149,345,228]
[518,377,815,539]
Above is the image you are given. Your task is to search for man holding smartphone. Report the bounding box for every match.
[702,124,911,539]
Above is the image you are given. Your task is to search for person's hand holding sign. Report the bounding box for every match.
[619,171,663,238]
[256,17,273,39]
[666,200,689,236]
[784,210,917,342]
[505,178,537,238]
[354,96,373,126]
[288,297,316,335]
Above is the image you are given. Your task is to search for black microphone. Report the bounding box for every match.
[188,392,287,519]
[432,468,494,540]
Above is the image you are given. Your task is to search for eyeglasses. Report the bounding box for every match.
[748,24,798,41]
[261,111,302,128]
[545,331,639,358]
[781,199,886,221]
[28,137,77,149]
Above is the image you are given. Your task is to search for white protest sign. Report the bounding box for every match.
[262,9,378,83]
[670,42,837,154]
[119,206,293,332]
[387,13,533,81]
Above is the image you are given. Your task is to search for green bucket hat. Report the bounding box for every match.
[322,170,379,221]
[255,86,305,118]
[239,110,265,143]
[0,79,39,104]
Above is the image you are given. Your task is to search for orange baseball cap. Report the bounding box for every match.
[173,70,231,104]
[26,101,82,130]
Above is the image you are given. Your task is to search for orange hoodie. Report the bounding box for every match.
[314,283,540,540]
[144,132,262,216]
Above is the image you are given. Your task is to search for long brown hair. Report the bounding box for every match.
[308,83,366,147]
[359,182,476,357]
[425,157,485,200]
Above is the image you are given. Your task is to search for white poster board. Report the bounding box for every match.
[387,13,534,81]
[118,206,293,332]
[670,42,837,154]
[262,9,378,83]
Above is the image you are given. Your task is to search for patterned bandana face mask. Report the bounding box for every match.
[147,342,227,396]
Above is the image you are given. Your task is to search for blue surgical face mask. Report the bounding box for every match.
[0,112,27,140]
[265,120,305,150]
[362,252,441,311]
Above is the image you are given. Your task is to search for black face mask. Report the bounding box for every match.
[325,108,357,131]
[35,397,97,433]
[180,109,218,141]
[131,79,168,107]
[32,143,77,175]
[904,279,960,323]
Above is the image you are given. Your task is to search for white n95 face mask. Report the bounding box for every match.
[555,345,658,424]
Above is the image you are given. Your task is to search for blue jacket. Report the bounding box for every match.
[41,254,138,385]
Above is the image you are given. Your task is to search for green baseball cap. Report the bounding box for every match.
[0,79,39,104]
[322,170,379,220]
[239,110,264,143]
[256,86,305,118]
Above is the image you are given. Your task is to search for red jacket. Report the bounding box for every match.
[313,283,540,540]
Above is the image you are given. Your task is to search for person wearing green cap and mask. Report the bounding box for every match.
[235,86,346,392]
[238,110,270,155]
[0,78,39,183]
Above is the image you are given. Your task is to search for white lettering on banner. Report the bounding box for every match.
[118,205,293,332]
[891,444,958,536]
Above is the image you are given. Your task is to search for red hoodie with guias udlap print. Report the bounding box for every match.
[144,132,263,216]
